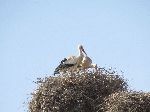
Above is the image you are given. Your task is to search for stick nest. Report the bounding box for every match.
[103,91,150,112]
[28,68,150,112]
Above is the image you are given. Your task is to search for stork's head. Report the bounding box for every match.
[78,45,87,55]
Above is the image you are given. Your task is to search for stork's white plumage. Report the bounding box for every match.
[54,45,87,75]
[80,55,92,69]
[80,55,97,69]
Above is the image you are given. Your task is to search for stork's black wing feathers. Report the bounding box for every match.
[54,58,75,75]
[60,58,67,64]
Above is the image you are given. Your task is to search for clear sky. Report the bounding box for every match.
[1,0,150,111]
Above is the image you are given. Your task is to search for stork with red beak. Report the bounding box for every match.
[54,45,87,75]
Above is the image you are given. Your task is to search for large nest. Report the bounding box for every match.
[102,91,150,112]
[28,68,127,112]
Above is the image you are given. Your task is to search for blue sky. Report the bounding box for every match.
[1,0,150,111]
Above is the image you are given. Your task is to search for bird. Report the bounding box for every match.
[54,45,87,75]
[80,54,97,69]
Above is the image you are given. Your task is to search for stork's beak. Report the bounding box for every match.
[82,48,87,55]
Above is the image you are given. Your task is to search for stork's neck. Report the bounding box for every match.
[79,49,84,56]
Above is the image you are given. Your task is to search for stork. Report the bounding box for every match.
[54,45,87,75]
[80,55,97,69]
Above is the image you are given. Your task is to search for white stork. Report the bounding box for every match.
[80,55,97,69]
[54,45,87,75]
